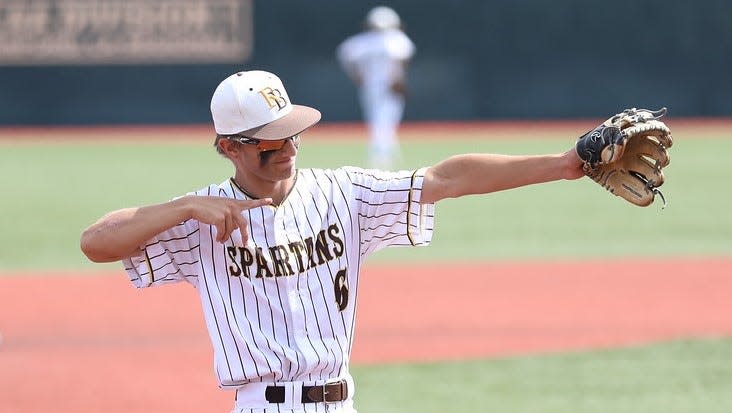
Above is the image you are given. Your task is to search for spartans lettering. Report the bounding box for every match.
[226,223,345,278]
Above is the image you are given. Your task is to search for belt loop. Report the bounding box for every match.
[340,379,348,399]
[290,382,301,409]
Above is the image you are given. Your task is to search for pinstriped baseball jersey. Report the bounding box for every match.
[122,166,434,389]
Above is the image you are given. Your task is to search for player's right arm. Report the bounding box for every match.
[80,195,271,263]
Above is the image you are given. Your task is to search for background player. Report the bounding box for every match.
[336,6,416,169]
[80,69,585,413]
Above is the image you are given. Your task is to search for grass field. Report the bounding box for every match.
[352,338,732,413]
[1,123,730,413]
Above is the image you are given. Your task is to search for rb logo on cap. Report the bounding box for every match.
[260,87,288,111]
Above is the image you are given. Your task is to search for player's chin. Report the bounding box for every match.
[269,159,297,179]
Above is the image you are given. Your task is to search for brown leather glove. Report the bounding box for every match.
[575,108,673,207]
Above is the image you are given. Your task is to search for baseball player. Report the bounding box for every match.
[336,6,415,169]
[80,69,588,413]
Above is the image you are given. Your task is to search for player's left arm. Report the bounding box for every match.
[390,60,409,96]
[421,149,584,204]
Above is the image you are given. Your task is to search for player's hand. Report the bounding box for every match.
[390,80,406,96]
[181,195,272,245]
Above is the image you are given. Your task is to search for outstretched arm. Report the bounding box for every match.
[80,196,272,263]
[421,149,584,204]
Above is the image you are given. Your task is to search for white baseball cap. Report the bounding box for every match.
[210,70,321,139]
[366,6,401,30]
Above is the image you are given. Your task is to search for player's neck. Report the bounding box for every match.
[232,173,296,206]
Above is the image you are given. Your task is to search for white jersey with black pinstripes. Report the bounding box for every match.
[122,166,435,389]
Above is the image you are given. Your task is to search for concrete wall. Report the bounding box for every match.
[1,0,729,125]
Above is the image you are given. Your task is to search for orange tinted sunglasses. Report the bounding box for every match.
[231,134,300,152]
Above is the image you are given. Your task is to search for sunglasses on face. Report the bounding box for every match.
[230,134,300,152]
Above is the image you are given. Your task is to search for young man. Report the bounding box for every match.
[80,70,584,413]
[336,6,416,169]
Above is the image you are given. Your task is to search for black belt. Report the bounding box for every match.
[265,380,348,404]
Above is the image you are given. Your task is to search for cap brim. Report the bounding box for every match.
[240,105,321,140]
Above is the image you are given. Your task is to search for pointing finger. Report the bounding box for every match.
[236,198,273,211]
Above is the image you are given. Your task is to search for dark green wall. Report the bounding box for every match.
[1,0,730,125]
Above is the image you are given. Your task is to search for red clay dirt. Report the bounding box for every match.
[1,258,731,413]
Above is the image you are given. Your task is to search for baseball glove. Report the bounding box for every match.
[575,107,673,207]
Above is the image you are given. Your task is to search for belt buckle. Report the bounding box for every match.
[321,382,335,404]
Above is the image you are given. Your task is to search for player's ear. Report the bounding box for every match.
[218,138,240,158]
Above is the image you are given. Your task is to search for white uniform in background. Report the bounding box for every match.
[337,6,416,170]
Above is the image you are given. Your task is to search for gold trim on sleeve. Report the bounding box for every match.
[406,170,418,246]
[143,248,155,283]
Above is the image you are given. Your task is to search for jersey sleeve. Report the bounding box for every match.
[343,166,435,256]
[121,205,201,289]
[336,35,361,66]
[387,30,415,61]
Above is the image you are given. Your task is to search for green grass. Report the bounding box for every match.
[0,130,729,270]
[351,337,732,413]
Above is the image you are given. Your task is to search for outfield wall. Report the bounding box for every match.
[1,0,730,125]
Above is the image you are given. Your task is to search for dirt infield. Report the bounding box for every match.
[1,258,731,413]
